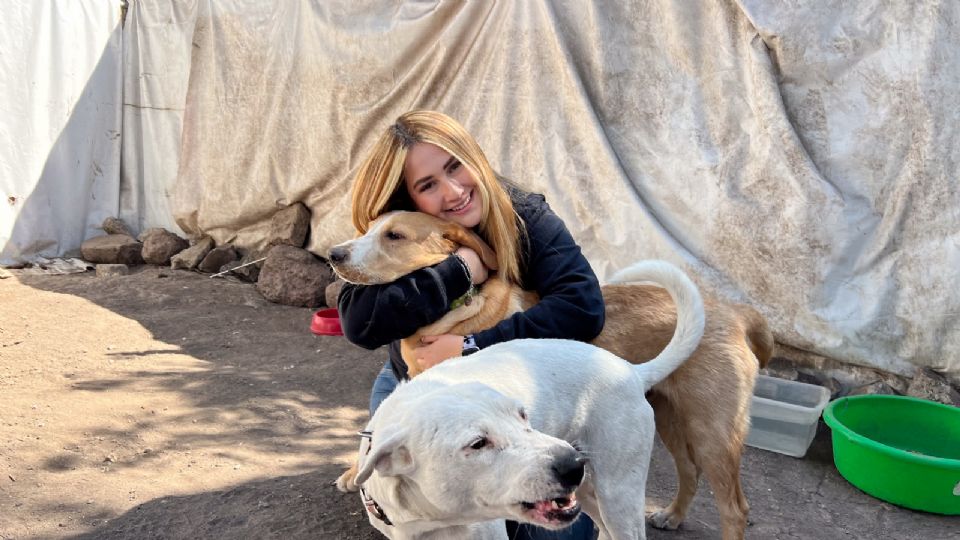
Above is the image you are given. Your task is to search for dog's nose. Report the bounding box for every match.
[328,246,349,263]
[552,454,585,490]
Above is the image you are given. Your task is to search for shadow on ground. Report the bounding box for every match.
[66,465,378,540]
[60,425,958,540]
[17,267,374,460]
[10,268,958,539]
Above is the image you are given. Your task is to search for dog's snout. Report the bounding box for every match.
[552,453,585,490]
[328,246,349,264]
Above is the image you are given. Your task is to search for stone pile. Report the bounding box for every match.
[78,203,346,310]
[69,207,960,399]
[762,355,960,407]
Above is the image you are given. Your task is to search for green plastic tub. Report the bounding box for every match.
[823,395,960,515]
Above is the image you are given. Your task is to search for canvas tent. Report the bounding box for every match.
[2,0,958,380]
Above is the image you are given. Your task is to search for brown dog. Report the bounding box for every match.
[329,211,773,540]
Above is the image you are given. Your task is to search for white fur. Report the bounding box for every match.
[332,218,383,281]
[355,260,705,540]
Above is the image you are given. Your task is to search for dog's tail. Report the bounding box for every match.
[607,260,705,390]
[736,304,774,368]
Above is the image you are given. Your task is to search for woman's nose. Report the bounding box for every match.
[442,178,464,199]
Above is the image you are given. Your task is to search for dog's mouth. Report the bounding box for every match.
[328,265,374,285]
[519,492,580,526]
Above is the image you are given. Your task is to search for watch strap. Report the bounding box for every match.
[462,334,480,356]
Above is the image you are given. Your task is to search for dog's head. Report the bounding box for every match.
[327,211,498,285]
[355,382,584,536]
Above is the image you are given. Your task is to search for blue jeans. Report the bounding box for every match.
[368,361,596,540]
[369,360,401,416]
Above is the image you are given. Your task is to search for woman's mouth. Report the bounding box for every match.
[446,192,472,214]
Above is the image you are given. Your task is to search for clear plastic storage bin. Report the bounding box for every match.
[746,375,831,458]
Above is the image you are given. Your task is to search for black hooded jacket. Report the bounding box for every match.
[338,189,605,380]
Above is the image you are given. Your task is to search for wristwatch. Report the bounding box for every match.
[462,334,480,356]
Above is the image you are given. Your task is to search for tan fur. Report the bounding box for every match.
[329,212,774,540]
[406,279,539,374]
[593,285,770,539]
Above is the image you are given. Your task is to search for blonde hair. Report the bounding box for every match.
[350,110,522,284]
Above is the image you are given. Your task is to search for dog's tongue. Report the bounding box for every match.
[534,500,555,513]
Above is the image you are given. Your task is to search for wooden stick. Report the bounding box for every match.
[209,256,267,278]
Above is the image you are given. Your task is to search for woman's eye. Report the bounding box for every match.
[469,437,489,450]
[448,160,461,172]
[385,231,404,241]
[418,180,436,193]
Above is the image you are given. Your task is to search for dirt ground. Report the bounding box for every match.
[0,267,955,539]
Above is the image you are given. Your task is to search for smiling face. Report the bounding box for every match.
[403,142,483,229]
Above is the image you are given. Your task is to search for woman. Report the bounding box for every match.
[339,110,603,540]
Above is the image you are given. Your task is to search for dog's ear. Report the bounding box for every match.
[441,223,499,271]
[355,430,416,485]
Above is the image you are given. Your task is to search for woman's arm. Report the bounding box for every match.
[472,196,605,349]
[337,255,472,350]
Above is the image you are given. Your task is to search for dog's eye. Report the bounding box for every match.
[468,437,489,450]
[518,408,527,421]
[385,230,404,241]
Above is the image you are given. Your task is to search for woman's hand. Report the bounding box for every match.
[456,247,489,285]
[415,334,464,370]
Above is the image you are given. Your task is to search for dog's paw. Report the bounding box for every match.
[335,465,359,493]
[647,509,683,530]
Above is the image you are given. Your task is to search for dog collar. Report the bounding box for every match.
[450,285,479,310]
[358,430,393,526]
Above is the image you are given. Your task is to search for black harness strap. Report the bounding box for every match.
[358,430,393,526]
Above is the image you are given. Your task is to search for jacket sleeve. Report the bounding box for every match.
[337,255,472,350]
[472,197,605,349]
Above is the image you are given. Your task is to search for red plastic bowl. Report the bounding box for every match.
[311,308,343,336]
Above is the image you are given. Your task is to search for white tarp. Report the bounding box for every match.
[119,0,192,237]
[0,0,124,264]
[9,1,960,379]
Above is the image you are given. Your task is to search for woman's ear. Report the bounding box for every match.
[442,223,499,270]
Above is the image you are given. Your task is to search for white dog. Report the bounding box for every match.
[353,260,705,540]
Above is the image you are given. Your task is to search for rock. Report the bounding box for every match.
[198,245,238,273]
[95,264,130,277]
[821,376,846,399]
[760,357,799,381]
[101,217,134,237]
[218,251,263,282]
[80,234,143,265]
[256,245,333,307]
[906,368,960,407]
[791,369,844,397]
[325,278,345,309]
[136,228,161,242]
[268,203,311,248]
[236,259,262,282]
[795,369,835,389]
[170,237,215,270]
[139,228,189,265]
[846,380,900,397]
[217,260,242,279]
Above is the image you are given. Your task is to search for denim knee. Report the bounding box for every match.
[369,361,399,417]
